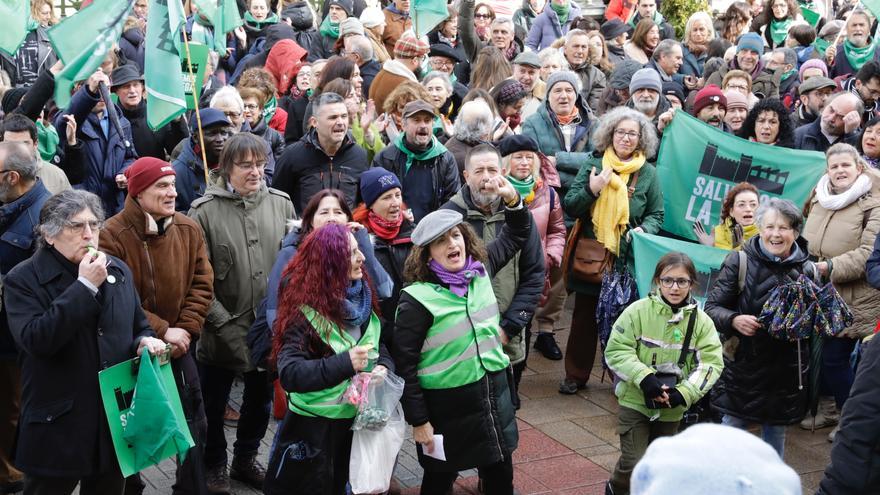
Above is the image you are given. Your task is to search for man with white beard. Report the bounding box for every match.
[625,68,670,129]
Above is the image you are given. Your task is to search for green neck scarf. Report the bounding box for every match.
[844,38,875,71]
[781,68,797,83]
[629,10,665,29]
[769,18,791,46]
[550,2,571,25]
[393,133,448,173]
[262,95,277,122]
[36,120,59,163]
[244,11,279,31]
[507,174,535,198]
[320,16,340,39]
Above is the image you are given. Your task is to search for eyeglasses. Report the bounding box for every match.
[242,103,260,111]
[614,129,640,140]
[659,277,692,288]
[234,161,267,170]
[474,13,493,19]
[223,111,242,119]
[65,220,104,234]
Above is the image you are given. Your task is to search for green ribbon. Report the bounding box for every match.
[262,95,277,122]
[243,11,279,31]
[550,1,570,25]
[506,174,535,198]
[844,38,875,72]
[769,18,791,47]
[319,16,340,39]
[393,133,448,173]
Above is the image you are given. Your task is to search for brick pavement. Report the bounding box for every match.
[131,304,833,495]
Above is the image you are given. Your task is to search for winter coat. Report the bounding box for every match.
[525,2,583,52]
[0,180,52,359]
[513,0,540,40]
[367,220,414,344]
[444,136,477,179]
[563,150,664,294]
[460,0,523,63]
[382,7,413,57]
[704,236,816,425]
[284,1,319,57]
[426,31,470,85]
[679,43,708,77]
[264,39,309,97]
[527,169,566,282]
[706,59,781,99]
[521,98,594,208]
[101,195,214,340]
[605,295,723,421]
[0,27,57,87]
[829,42,880,79]
[623,41,650,65]
[368,59,418,118]
[282,93,309,145]
[54,86,138,216]
[119,28,145,71]
[358,59,382,101]
[366,29,391,64]
[248,117,285,165]
[442,187,546,361]
[802,169,880,339]
[605,0,635,22]
[3,247,153,477]
[570,61,607,113]
[627,12,676,40]
[188,178,294,372]
[392,205,532,472]
[371,140,460,222]
[272,128,369,215]
[817,336,880,494]
[172,139,211,212]
[120,100,189,160]
[794,117,861,153]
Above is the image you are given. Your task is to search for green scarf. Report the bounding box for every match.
[507,174,535,198]
[550,1,571,25]
[36,121,59,163]
[844,39,875,72]
[769,18,791,47]
[244,11,279,31]
[262,95,277,122]
[26,17,40,32]
[629,10,666,29]
[320,16,340,39]
[781,68,797,83]
[393,133,448,173]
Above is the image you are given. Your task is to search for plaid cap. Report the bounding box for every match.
[394,33,430,59]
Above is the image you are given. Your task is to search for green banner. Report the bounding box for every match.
[192,0,242,52]
[801,7,821,27]
[631,232,731,306]
[145,0,188,130]
[179,42,209,110]
[98,351,194,477]
[412,0,449,37]
[656,112,825,241]
[0,0,30,57]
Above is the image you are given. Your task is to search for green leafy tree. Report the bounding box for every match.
[660,0,711,39]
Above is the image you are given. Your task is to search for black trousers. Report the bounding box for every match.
[199,363,271,467]
[419,457,514,495]
[24,469,124,495]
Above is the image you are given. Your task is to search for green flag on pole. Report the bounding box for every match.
[412,0,449,37]
[801,7,821,27]
[192,0,243,53]
[861,0,880,19]
[0,0,30,57]
[47,0,134,109]
[145,0,187,130]
[631,232,731,306]
[656,112,825,241]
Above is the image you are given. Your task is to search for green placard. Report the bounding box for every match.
[631,232,731,307]
[656,112,826,241]
[98,351,194,477]
[179,42,210,110]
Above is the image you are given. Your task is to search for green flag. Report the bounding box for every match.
[47,0,134,109]
[412,0,448,37]
[631,232,731,306]
[861,0,880,19]
[192,0,242,53]
[145,0,187,130]
[801,7,821,27]
[0,0,30,57]
[122,351,193,467]
[656,112,825,241]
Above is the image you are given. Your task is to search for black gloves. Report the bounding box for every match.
[666,389,686,408]
[639,374,665,399]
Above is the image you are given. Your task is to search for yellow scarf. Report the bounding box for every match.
[713,218,759,250]
[591,148,645,255]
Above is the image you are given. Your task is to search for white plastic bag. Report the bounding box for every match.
[349,403,405,494]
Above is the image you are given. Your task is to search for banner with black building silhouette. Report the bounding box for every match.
[656,112,826,240]
[631,232,730,306]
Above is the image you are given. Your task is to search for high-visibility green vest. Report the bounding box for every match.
[401,274,510,390]
[287,306,381,419]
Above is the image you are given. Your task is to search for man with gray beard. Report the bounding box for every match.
[625,68,670,129]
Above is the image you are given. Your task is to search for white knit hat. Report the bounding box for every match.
[360,7,385,28]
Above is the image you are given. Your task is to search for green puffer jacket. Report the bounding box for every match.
[562,150,664,294]
[189,176,295,372]
[605,294,724,422]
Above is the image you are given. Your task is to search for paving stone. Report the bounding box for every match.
[517,395,609,425]
[571,415,621,447]
[535,420,608,450]
[575,444,620,457]
[517,453,609,491]
[512,428,572,464]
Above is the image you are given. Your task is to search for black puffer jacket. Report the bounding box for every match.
[705,235,815,425]
[370,220,414,341]
[282,1,319,61]
[248,117,285,164]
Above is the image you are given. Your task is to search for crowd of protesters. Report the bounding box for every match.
[2,0,880,494]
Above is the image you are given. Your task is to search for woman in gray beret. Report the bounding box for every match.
[391,176,529,495]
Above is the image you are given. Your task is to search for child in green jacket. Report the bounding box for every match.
[604,252,724,495]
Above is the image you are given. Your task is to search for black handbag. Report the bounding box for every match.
[645,309,697,409]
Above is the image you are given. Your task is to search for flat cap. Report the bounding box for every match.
[798,75,837,94]
[411,209,464,246]
[512,50,541,68]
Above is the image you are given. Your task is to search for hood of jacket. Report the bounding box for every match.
[285,1,315,31]
[265,39,308,95]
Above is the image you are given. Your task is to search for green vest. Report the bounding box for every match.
[401,275,510,390]
[287,307,381,419]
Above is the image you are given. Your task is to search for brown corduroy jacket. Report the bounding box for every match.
[101,195,214,340]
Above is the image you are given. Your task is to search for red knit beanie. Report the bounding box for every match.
[125,157,176,198]
[692,85,727,116]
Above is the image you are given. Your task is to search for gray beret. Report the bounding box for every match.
[411,210,464,246]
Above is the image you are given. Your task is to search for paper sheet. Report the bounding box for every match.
[424,434,446,461]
